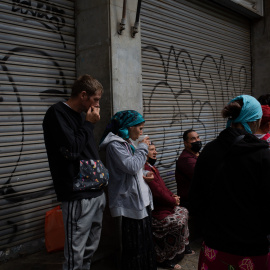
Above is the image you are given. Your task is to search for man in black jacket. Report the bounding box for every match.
[43,74,106,270]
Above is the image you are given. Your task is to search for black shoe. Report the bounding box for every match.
[173,252,184,262]
[185,244,195,255]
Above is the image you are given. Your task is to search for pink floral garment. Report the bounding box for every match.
[198,242,269,270]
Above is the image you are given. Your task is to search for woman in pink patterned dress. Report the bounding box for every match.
[190,95,270,270]
[144,143,194,270]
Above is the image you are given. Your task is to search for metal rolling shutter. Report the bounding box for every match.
[141,0,251,192]
[0,0,75,249]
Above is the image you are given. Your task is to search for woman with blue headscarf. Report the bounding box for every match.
[99,110,156,270]
[189,95,270,270]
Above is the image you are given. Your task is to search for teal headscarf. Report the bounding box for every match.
[226,95,262,134]
[100,110,145,143]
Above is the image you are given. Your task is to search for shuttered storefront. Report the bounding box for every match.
[0,0,75,250]
[141,0,251,192]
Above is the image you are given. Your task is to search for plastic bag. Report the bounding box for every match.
[45,205,65,252]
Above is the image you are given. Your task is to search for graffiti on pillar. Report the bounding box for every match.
[142,45,248,170]
[0,0,74,247]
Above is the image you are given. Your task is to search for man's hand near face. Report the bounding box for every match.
[86,106,100,123]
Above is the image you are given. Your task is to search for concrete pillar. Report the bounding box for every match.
[76,0,143,136]
[110,0,143,114]
[75,1,143,267]
[252,1,270,98]
[75,0,112,143]
[75,1,118,267]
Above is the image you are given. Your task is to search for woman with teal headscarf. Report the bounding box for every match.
[99,110,156,270]
[189,95,270,270]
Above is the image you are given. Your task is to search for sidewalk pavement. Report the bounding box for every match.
[0,238,202,270]
[159,238,202,270]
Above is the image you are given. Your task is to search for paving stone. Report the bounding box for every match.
[1,239,202,270]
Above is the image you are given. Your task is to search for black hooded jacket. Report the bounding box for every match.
[43,102,103,201]
[189,127,270,256]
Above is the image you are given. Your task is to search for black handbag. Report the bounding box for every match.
[73,159,109,191]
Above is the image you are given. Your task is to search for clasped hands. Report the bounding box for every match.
[143,171,154,183]
[173,194,180,206]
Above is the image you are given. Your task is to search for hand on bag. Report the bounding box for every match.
[86,106,100,123]
[143,172,154,183]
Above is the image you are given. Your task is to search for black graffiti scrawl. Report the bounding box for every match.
[0,0,73,247]
[11,0,67,48]
[0,47,68,201]
[142,45,248,169]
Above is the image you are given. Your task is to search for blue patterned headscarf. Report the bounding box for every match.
[226,95,262,134]
[100,110,145,143]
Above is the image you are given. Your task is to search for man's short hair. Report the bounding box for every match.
[71,74,103,98]
[183,129,195,141]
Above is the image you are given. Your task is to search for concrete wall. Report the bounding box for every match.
[75,0,143,266]
[75,1,118,266]
[75,0,112,144]
[210,0,263,18]
[252,0,270,98]
[110,0,143,114]
[75,0,143,136]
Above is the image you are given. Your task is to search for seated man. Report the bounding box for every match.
[144,142,194,270]
[175,129,201,210]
